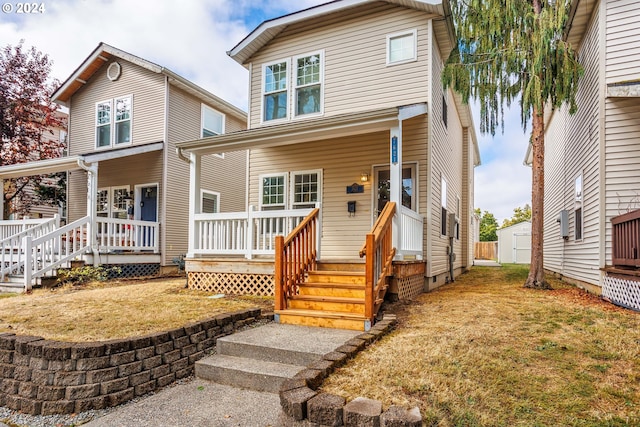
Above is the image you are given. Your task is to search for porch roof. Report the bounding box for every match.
[176,107,401,156]
[0,141,164,179]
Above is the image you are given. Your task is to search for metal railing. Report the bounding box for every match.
[193,205,317,259]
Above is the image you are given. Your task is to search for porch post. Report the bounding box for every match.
[389,124,402,257]
[187,152,201,258]
[0,178,4,220]
[85,162,99,265]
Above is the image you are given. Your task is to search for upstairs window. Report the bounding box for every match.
[201,190,220,214]
[387,29,417,65]
[295,53,322,116]
[201,104,224,138]
[263,61,289,122]
[96,95,132,148]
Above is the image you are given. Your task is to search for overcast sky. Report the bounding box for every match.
[0,0,531,224]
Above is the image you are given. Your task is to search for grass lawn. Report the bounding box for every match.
[0,277,273,342]
[322,264,640,427]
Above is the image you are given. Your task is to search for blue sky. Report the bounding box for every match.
[0,0,531,224]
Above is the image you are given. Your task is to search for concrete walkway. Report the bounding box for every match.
[84,323,361,427]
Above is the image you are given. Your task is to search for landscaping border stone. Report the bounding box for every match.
[278,314,423,427]
[0,308,265,415]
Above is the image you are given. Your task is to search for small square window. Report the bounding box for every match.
[201,190,220,214]
[387,30,417,65]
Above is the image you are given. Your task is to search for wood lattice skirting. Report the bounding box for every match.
[187,271,274,296]
[602,274,640,312]
[395,275,425,300]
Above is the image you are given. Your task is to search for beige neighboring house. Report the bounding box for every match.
[6,110,68,220]
[525,0,640,310]
[177,0,480,330]
[0,43,247,290]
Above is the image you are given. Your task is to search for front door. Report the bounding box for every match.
[374,165,416,217]
[140,186,157,222]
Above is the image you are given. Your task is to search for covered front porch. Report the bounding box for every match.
[0,143,163,291]
[177,106,429,330]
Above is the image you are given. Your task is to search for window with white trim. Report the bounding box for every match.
[291,170,321,209]
[201,104,224,138]
[263,61,289,122]
[260,173,287,210]
[96,95,132,148]
[387,29,417,65]
[575,174,583,241]
[97,186,130,219]
[201,190,220,214]
[294,53,322,116]
[441,176,448,236]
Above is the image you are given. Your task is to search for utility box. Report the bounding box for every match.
[557,210,569,239]
[448,213,459,238]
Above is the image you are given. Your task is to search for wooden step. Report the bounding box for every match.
[275,309,369,331]
[297,282,366,298]
[288,295,365,314]
[306,270,365,285]
[316,262,365,272]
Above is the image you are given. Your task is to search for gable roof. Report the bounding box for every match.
[228,0,453,65]
[52,43,246,121]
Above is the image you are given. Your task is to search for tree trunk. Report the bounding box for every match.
[524,104,551,289]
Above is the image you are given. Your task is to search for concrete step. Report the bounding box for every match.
[195,354,305,393]
[0,282,25,293]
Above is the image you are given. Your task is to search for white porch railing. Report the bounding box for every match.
[0,215,61,282]
[24,215,92,291]
[193,205,317,259]
[95,217,159,253]
[0,217,56,241]
[397,205,424,259]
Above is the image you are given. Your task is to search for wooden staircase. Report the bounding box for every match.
[275,262,374,331]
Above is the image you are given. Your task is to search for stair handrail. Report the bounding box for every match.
[274,208,319,311]
[359,202,396,323]
[23,216,91,291]
[0,215,60,282]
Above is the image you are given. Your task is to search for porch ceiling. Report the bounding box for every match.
[176,107,401,156]
[0,141,164,179]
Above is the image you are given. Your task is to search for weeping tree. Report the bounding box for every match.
[443,0,583,289]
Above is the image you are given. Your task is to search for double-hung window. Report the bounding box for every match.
[96,95,132,148]
[97,186,130,219]
[295,53,322,116]
[201,104,224,137]
[260,170,322,210]
[263,61,289,122]
[291,170,320,209]
[260,174,287,210]
[262,52,324,123]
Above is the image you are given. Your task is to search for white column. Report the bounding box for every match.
[390,124,402,258]
[0,179,4,220]
[85,162,99,265]
[187,152,201,258]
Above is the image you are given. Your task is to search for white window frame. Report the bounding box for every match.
[259,173,288,210]
[97,185,130,218]
[293,51,324,119]
[200,189,220,214]
[201,104,225,158]
[290,169,322,209]
[95,95,133,149]
[574,173,583,242]
[261,59,290,124]
[386,29,418,66]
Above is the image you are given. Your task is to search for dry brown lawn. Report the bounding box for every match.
[322,265,640,427]
[0,277,273,342]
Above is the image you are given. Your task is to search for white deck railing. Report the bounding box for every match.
[0,217,56,241]
[397,205,424,259]
[95,217,159,252]
[193,205,317,259]
[0,215,61,281]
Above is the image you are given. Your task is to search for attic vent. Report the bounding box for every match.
[107,62,121,81]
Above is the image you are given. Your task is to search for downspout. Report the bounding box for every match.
[77,158,100,264]
[176,147,190,163]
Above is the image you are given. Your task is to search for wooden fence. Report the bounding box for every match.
[475,241,498,260]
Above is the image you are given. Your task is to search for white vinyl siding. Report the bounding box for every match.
[606,0,640,85]
[248,4,429,128]
[542,4,601,286]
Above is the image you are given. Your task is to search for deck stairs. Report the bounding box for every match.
[275,261,389,331]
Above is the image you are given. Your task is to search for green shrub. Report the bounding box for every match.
[57,265,122,286]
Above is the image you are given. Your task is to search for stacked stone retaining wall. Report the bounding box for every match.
[0,308,263,415]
